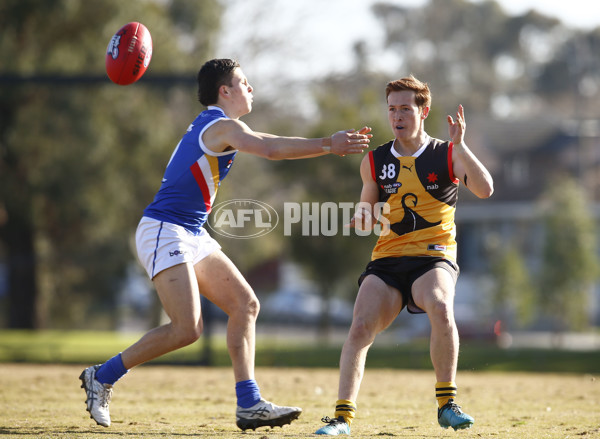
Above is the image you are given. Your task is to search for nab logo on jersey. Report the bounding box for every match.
[426,172,439,191]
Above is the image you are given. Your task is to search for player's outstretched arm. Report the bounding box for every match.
[204,119,371,159]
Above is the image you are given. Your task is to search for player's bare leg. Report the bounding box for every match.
[316,275,403,435]
[412,268,474,430]
[81,262,203,427]
[194,250,302,430]
[120,262,204,368]
[338,275,404,402]
[193,250,258,382]
[411,268,458,383]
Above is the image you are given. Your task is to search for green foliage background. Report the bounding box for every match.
[0,0,222,328]
[1,0,599,332]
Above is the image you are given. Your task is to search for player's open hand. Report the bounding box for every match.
[331,127,372,156]
[447,105,466,146]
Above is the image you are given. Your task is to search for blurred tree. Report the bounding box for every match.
[372,0,600,120]
[0,0,222,328]
[3,0,599,332]
[258,36,465,336]
[269,58,436,336]
[490,243,536,329]
[538,176,599,331]
[220,0,600,336]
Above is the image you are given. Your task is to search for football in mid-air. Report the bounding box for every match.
[105,22,153,85]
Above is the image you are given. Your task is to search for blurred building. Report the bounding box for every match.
[455,116,600,332]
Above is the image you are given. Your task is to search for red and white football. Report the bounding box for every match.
[105,22,153,85]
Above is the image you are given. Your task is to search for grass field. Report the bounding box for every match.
[0,363,598,439]
[1,330,600,373]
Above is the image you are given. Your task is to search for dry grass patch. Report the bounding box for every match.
[0,364,598,438]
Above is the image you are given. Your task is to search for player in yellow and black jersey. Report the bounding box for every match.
[367,135,459,263]
[315,75,493,435]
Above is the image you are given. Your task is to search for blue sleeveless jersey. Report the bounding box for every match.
[143,106,237,234]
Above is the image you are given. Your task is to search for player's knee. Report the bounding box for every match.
[228,292,259,320]
[348,318,377,343]
[173,322,203,347]
[428,299,454,325]
[238,286,260,319]
[246,295,260,319]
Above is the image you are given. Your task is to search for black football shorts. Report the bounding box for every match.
[358,256,459,314]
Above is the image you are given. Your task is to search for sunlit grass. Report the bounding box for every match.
[0,364,598,438]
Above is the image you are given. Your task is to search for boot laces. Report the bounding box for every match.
[98,385,113,408]
[447,401,463,415]
[321,416,345,424]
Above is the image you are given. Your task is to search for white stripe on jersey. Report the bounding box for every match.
[196,155,217,205]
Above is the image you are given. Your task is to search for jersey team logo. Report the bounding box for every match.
[390,193,441,237]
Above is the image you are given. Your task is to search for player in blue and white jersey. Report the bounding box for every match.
[79,58,371,431]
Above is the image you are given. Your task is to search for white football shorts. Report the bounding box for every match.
[136,216,221,279]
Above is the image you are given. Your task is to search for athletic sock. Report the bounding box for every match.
[236,379,261,408]
[334,399,357,425]
[436,381,457,408]
[95,353,128,385]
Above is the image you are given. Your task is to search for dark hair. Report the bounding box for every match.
[197,58,240,106]
[385,75,431,109]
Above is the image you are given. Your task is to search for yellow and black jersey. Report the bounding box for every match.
[368,135,459,262]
